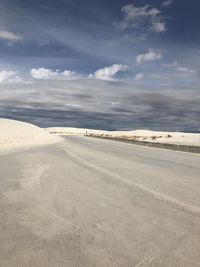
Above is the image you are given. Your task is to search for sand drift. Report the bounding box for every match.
[0,119,62,153]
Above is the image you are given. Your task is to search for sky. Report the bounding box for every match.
[0,0,200,131]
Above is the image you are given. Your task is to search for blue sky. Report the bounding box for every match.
[0,0,200,131]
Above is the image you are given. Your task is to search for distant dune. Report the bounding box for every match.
[0,119,62,153]
[46,127,200,147]
[1,119,199,154]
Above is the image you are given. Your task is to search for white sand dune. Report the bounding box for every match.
[0,119,63,153]
[46,127,200,146]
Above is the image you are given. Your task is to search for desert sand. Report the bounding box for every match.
[0,119,62,153]
[0,133,200,266]
[46,127,200,146]
[0,119,200,266]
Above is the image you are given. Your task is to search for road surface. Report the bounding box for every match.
[0,136,200,266]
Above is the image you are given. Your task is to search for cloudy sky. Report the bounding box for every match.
[0,0,200,131]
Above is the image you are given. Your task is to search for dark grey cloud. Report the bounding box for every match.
[0,79,199,132]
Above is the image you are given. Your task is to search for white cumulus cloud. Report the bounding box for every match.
[136,49,162,64]
[152,22,166,33]
[30,68,77,80]
[134,73,144,81]
[0,31,23,42]
[0,70,23,83]
[117,4,166,33]
[91,64,128,81]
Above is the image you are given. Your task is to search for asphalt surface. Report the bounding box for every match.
[0,136,200,266]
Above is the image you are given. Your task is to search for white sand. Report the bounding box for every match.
[46,127,200,146]
[0,119,63,153]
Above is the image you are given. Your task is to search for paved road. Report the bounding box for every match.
[0,136,200,266]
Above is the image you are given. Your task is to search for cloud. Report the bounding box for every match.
[175,67,196,77]
[136,49,162,64]
[0,31,23,42]
[162,0,173,7]
[176,67,195,74]
[162,61,179,68]
[162,62,196,77]
[0,70,23,83]
[30,68,77,80]
[134,73,144,81]
[117,4,166,33]
[152,22,166,33]
[90,64,128,81]
[0,79,199,132]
